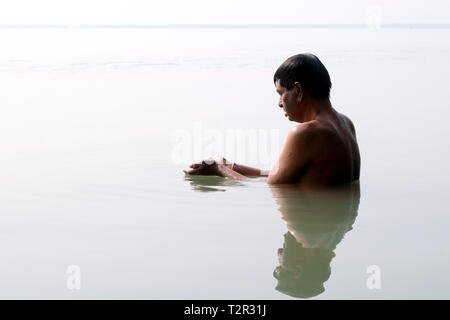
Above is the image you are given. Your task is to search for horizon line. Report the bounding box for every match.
[0,23,449,29]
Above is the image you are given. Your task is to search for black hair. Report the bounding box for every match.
[273,53,332,99]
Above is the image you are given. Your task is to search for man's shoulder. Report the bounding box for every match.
[338,112,357,134]
[290,121,335,141]
[287,123,314,145]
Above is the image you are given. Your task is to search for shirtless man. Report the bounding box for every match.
[184,53,360,188]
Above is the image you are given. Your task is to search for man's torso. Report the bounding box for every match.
[294,111,360,187]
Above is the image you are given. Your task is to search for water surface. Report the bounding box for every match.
[0,28,449,299]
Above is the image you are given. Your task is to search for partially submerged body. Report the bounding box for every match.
[183,53,361,188]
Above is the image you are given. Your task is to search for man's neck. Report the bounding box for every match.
[301,98,333,122]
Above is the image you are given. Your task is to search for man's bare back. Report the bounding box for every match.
[274,109,360,187]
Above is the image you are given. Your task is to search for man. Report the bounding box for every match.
[184,53,360,188]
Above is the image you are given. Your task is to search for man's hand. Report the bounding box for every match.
[183,157,248,180]
[185,157,232,172]
[183,160,223,176]
[209,157,233,167]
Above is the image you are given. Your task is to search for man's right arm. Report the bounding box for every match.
[230,163,270,177]
[231,125,313,182]
[267,125,313,184]
[187,124,315,181]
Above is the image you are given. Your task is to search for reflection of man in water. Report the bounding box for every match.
[271,182,360,298]
[184,53,360,188]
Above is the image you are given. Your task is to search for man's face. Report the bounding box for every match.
[275,79,298,121]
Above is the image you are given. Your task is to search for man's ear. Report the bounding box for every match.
[294,82,303,98]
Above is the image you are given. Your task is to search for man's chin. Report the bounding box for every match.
[284,112,296,121]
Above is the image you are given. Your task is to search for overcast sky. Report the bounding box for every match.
[0,0,448,25]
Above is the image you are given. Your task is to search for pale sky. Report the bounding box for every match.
[0,0,448,25]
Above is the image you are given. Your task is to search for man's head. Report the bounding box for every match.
[274,53,332,121]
